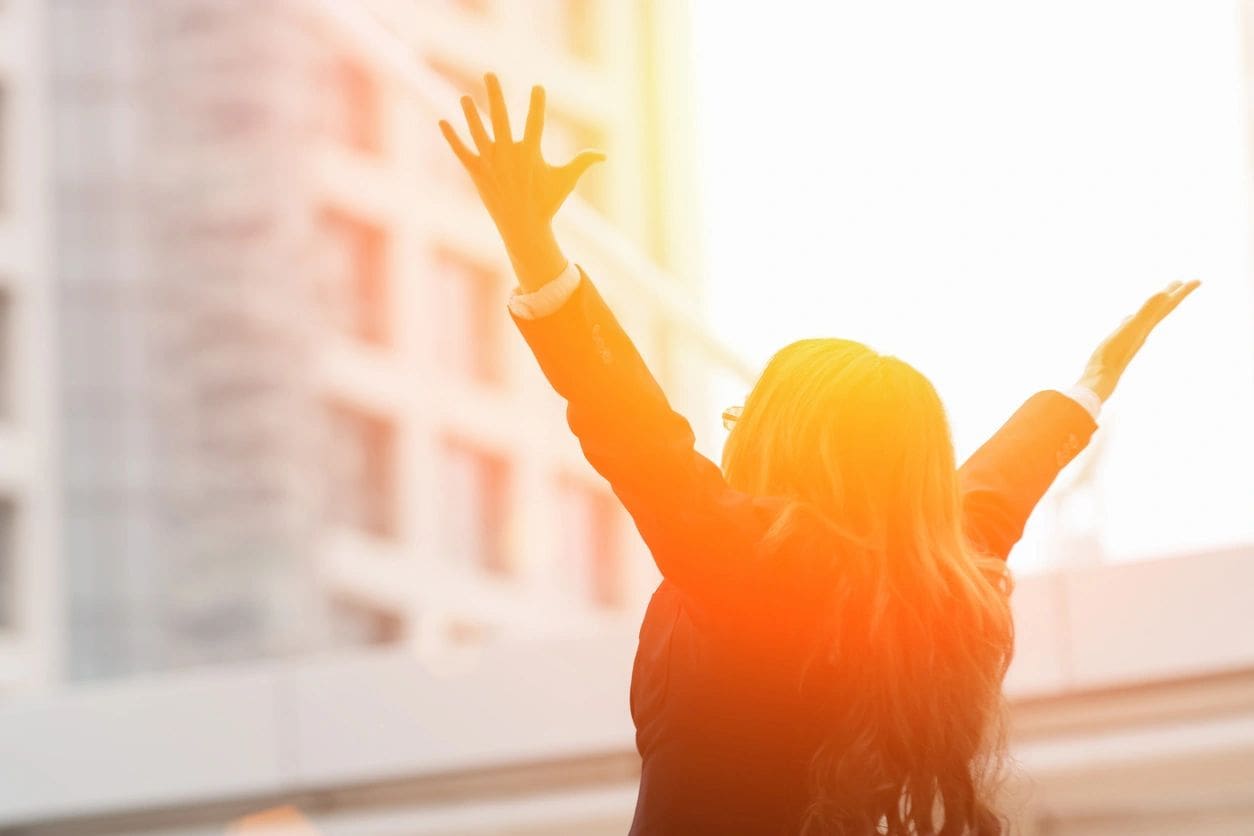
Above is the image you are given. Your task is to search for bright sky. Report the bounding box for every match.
[690,0,1254,570]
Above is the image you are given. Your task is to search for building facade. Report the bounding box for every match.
[0,0,741,689]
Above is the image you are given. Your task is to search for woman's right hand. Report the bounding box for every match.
[439,73,606,291]
[1077,279,1201,403]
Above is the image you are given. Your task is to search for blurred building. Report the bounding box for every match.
[0,0,741,690]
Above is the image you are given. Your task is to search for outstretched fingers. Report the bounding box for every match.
[485,73,512,144]
[1158,279,1198,323]
[439,120,477,171]
[442,73,609,222]
[460,96,491,154]
[522,85,546,154]
[1148,279,1201,328]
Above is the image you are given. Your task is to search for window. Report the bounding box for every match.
[562,0,598,61]
[319,208,390,345]
[325,401,397,540]
[431,248,503,384]
[556,474,622,608]
[0,498,13,629]
[444,615,492,646]
[328,596,404,646]
[514,2,596,60]
[426,56,483,104]
[323,57,381,153]
[441,438,511,575]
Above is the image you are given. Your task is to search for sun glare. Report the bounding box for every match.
[692,0,1254,569]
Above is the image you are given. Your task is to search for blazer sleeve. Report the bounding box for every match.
[957,390,1099,561]
[509,267,777,596]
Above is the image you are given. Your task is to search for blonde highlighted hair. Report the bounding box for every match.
[722,338,1015,835]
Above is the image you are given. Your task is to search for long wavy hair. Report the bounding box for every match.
[721,338,1015,835]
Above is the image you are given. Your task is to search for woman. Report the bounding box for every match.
[439,75,1199,836]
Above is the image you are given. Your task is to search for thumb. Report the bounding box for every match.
[556,150,607,193]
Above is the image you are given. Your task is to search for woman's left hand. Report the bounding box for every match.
[439,73,605,291]
[1077,279,1202,403]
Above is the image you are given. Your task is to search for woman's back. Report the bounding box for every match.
[629,580,821,835]
[507,272,1099,835]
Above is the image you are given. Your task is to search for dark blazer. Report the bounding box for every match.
[511,268,1098,835]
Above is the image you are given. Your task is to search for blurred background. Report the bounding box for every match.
[0,0,1250,834]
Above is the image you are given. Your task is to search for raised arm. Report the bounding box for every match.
[959,279,1201,560]
[440,74,775,595]
[958,390,1098,560]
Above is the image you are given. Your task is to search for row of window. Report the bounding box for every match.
[319,45,612,374]
[325,401,623,610]
[319,204,509,385]
[316,23,622,647]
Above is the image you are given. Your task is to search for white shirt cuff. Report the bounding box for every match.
[1055,384,1102,422]
[507,261,581,320]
